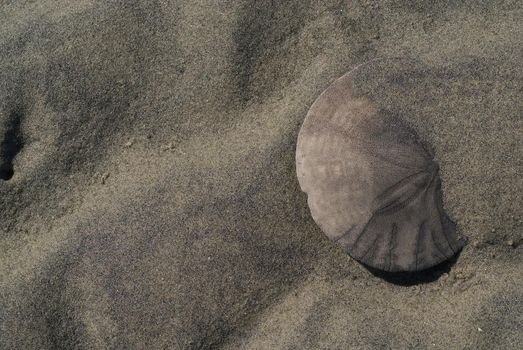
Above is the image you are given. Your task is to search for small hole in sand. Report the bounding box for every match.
[0,108,24,181]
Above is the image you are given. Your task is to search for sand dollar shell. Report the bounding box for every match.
[296,59,467,272]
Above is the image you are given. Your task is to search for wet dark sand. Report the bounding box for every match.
[0,1,521,349]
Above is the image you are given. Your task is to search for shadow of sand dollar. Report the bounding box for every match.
[296,59,467,272]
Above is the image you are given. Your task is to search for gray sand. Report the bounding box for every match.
[0,1,521,349]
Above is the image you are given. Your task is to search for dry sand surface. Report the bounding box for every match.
[0,1,522,349]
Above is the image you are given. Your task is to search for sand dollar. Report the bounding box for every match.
[296,59,467,272]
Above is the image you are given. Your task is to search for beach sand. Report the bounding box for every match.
[0,1,521,349]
